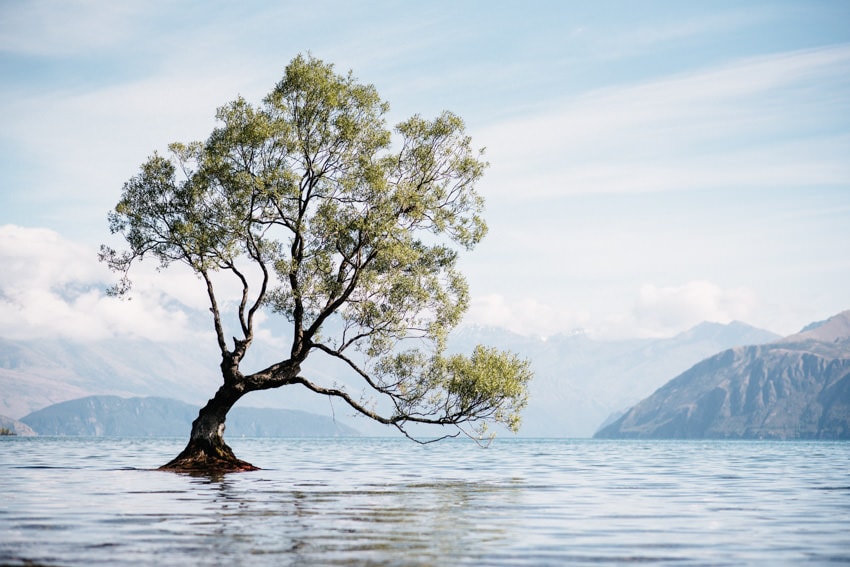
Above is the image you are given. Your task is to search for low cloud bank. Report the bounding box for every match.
[0,225,762,342]
[0,225,194,341]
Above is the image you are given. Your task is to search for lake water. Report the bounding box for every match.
[1,437,848,565]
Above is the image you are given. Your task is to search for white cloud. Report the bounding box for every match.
[632,281,756,337]
[0,224,197,341]
[464,294,592,338]
[0,225,100,288]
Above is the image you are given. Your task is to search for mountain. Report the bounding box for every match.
[451,321,780,437]
[594,310,850,439]
[0,320,780,437]
[20,395,359,437]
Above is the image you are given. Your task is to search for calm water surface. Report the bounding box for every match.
[1,437,848,565]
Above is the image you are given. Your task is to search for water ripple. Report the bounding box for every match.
[1,437,849,565]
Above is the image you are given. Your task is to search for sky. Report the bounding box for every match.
[1,0,849,343]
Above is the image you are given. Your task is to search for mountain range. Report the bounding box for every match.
[595,310,850,439]
[0,320,782,437]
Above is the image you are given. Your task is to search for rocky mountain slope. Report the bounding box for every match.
[595,310,850,439]
[17,395,359,437]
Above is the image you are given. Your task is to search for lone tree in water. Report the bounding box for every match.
[101,54,532,472]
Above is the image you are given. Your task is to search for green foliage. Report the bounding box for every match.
[445,346,532,433]
[102,54,532,439]
[376,346,532,439]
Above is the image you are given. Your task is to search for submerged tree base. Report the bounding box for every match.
[159,439,259,473]
[159,457,259,474]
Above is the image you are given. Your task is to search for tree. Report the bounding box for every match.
[101,54,532,472]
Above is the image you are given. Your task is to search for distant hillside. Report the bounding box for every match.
[20,396,359,438]
[0,415,35,436]
[0,337,224,418]
[595,310,850,439]
[0,336,357,424]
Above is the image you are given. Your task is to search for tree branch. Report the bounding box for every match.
[201,269,228,356]
[303,248,377,343]
[227,260,252,340]
[289,376,394,425]
[311,342,386,392]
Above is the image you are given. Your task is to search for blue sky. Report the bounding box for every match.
[1,0,849,341]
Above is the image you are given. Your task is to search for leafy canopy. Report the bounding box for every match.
[101,54,531,440]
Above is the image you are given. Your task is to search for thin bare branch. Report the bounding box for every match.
[201,269,228,356]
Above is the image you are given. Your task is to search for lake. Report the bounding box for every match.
[1,437,848,565]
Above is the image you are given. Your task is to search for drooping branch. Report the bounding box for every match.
[311,341,386,393]
[289,376,394,425]
[288,375,482,431]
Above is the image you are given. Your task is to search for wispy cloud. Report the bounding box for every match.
[464,280,758,339]
[465,294,593,338]
[477,44,850,197]
[571,6,772,62]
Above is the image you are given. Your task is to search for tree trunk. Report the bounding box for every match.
[159,383,258,473]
